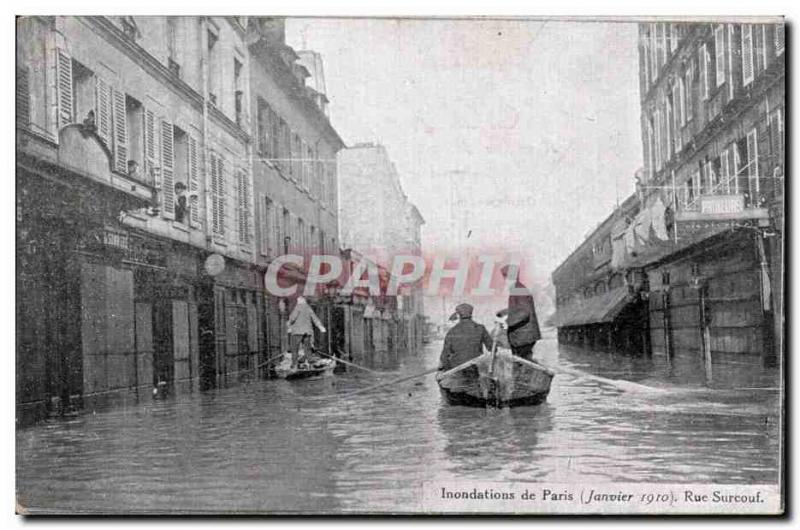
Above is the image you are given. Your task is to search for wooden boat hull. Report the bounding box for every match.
[436,349,553,408]
[274,355,336,381]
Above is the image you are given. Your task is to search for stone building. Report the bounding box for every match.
[248,18,345,363]
[550,20,784,382]
[15,16,347,426]
[337,143,426,355]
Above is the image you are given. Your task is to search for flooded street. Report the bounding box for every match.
[16,336,781,514]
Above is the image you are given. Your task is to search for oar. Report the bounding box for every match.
[255,352,287,370]
[523,357,666,394]
[306,365,442,400]
[313,349,387,375]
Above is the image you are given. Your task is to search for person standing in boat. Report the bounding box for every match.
[439,303,493,371]
[287,296,326,368]
[496,264,541,361]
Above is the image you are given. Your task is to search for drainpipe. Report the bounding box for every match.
[200,18,212,246]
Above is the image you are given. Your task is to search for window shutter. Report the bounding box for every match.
[56,48,73,129]
[160,120,175,218]
[210,153,220,234]
[741,25,754,86]
[16,66,30,128]
[215,156,225,236]
[188,135,200,226]
[775,24,785,55]
[714,25,726,87]
[142,108,156,183]
[112,89,128,173]
[649,23,658,81]
[769,110,784,161]
[236,169,250,245]
[95,77,112,147]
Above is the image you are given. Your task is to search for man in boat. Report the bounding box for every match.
[497,264,541,361]
[287,296,326,369]
[439,303,493,372]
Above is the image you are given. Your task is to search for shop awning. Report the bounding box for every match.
[549,286,633,328]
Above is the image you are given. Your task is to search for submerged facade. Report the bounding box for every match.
[551,20,784,378]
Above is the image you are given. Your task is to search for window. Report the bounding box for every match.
[282,208,290,253]
[649,23,658,81]
[207,29,219,105]
[720,148,730,193]
[291,133,302,181]
[297,217,306,253]
[125,95,144,178]
[236,169,251,245]
[167,17,180,76]
[669,24,679,53]
[699,43,710,100]
[304,142,314,193]
[278,118,290,175]
[677,78,686,127]
[714,25,726,87]
[172,126,189,224]
[642,27,651,88]
[234,57,243,126]
[256,98,276,158]
[16,66,30,128]
[664,96,673,159]
[741,24,754,86]
[646,117,655,180]
[775,24,785,55]
[653,110,662,171]
[746,128,759,197]
[768,108,784,165]
[260,196,275,257]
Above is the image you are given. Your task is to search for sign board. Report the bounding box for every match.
[700,194,744,215]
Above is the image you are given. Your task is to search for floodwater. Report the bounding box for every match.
[16,334,781,514]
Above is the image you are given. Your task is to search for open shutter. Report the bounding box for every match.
[142,108,156,184]
[112,89,128,173]
[210,153,220,234]
[188,135,200,226]
[95,77,112,147]
[160,120,175,218]
[213,156,225,236]
[741,25,754,86]
[56,48,73,129]
[16,66,30,128]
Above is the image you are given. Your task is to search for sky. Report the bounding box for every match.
[285,18,643,320]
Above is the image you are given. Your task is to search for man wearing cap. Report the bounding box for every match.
[497,264,541,361]
[439,303,493,371]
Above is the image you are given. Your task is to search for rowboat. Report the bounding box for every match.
[436,348,554,407]
[274,353,336,381]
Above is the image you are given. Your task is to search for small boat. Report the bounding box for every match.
[436,348,554,407]
[274,353,336,381]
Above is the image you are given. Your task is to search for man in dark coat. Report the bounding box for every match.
[497,264,541,360]
[439,303,493,371]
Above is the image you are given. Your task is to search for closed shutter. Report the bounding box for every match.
[56,48,73,129]
[188,135,200,226]
[677,79,685,127]
[685,65,694,121]
[769,110,784,162]
[236,169,250,245]
[16,66,30,128]
[720,148,730,193]
[95,77,112,147]
[714,25,726,87]
[160,120,175,218]
[215,156,226,236]
[741,24,754,86]
[112,89,128,173]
